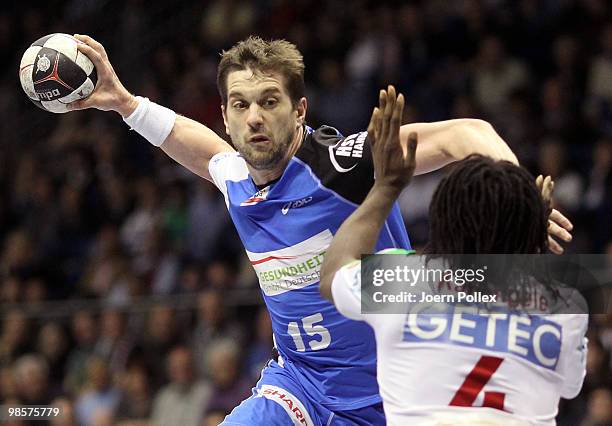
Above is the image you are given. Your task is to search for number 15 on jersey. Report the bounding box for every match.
[288,313,331,352]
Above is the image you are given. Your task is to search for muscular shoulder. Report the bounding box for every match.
[295,125,374,204]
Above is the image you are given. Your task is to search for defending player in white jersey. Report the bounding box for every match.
[320,89,588,426]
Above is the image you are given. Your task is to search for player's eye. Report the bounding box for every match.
[263,98,278,108]
[232,101,247,110]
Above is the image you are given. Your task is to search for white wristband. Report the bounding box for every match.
[123,96,176,147]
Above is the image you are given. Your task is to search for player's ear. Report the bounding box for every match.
[221,104,230,136]
[296,97,307,126]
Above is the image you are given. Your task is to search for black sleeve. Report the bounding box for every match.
[295,125,374,204]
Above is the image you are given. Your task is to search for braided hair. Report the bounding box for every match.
[425,155,549,255]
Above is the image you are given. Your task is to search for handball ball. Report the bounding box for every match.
[19,33,97,113]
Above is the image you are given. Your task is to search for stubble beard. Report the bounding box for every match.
[234,128,295,171]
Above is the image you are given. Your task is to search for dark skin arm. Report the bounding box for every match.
[320,89,417,302]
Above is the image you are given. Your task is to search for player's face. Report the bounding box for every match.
[222,68,305,170]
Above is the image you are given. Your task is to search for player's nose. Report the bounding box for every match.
[246,104,264,129]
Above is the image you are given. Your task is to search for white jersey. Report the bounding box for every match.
[331,260,588,426]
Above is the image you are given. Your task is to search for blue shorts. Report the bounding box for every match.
[221,360,384,426]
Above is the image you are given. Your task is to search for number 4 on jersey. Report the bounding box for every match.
[288,313,331,352]
[450,355,506,411]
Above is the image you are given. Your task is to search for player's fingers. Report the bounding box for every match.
[379,89,387,113]
[550,208,573,231]
[548,219,572,242]
[387,86,397,114]
[67,97,93,111]
[541,176,553,205]
[73,34,101,53]
[375,106,382,141]
[384,86,396,120]
[381,86,396,143]
[387,85,396,103]
[548,236,564,254]
[391,93,404,144]
[367,107,378,147]
[367,108,376,134]
[536,175,543,191]
[378,90,388,142]
[75,42,107,74]
[74,34,108,60]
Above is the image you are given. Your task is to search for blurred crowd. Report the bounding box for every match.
[0,1,611,425]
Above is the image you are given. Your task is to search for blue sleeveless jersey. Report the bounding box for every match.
[209,125,411,410]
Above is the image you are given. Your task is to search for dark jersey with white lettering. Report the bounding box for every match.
[208,125,411,410]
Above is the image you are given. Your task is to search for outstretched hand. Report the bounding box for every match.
[536,174,573,254]
[68,34,137,117]
[368,86,417,193]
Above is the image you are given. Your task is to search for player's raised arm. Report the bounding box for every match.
[320,89,417,301]
[392,82,572,253]
[69,34,233,181]
[392,86,518,175]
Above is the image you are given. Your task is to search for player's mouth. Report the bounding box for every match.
[248,134,271,144]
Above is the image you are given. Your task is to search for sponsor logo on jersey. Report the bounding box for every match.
[281,196,313,215]
[257,385,314,426]
[240,186,271,206]
[403,305,562,370]
[247,230,332,296]
[335,132,366,158]
[328,131,366,173]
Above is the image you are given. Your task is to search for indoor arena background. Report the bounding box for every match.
[0,1,611,425]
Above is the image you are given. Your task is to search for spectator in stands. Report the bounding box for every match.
[472,35,529,120]
[176,263,202,294]
[583,138,612,251]
[0,275,21,304]
[151,345,211,426]
[538,138,584,213]
[22,276,47,309]
[205,260,237,290]
[580,387,612,426]
[192,289,243,377]
[0,365,19,402]
[14,354,56,405]
[205,338,251,415]
[121,177,161,258]
[37,322,69,390]
[586,337,612,388]
[50,396,77,426]
[115,364,152,423]
[138,304,183,383]
[0,229,38,278]
[185,181,229,262]
[136,225,179,295]
[74,356,120,426]
[245,306,273,381]
[587,23,612,136]
[0,310,31,366]
[94,308,134,376]
[64,311,98,395]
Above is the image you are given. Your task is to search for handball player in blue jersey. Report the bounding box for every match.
[68,35,573,425]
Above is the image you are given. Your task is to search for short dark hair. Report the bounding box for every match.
[426,155,549,254]
[217,36,305,107]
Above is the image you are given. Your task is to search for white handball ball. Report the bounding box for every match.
[19,33,98,113]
